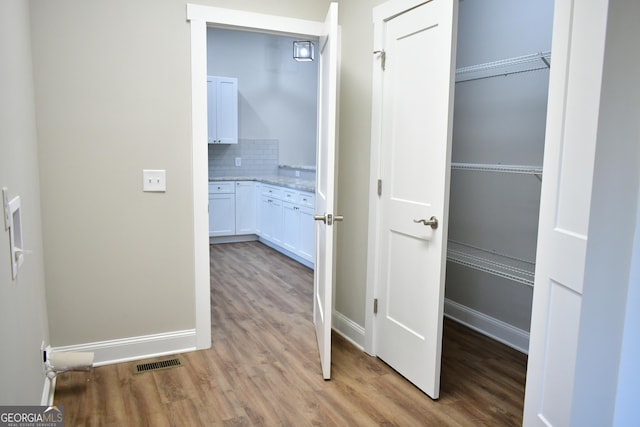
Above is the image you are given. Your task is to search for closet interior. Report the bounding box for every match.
[445,0,555,353]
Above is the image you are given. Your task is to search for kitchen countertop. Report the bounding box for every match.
[209,175,315,193]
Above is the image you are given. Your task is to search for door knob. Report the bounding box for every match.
[413,216,438,230]
[314,214,326,223]
[314,213,344,225]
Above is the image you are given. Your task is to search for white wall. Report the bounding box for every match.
[27,0,332,356]
[30,0,197,347]
[0,0,50,404]
[207,29,318,166]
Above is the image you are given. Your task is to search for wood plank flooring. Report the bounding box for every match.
[54,241,527,426]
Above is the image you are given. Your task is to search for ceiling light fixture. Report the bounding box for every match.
[293,40,314,62]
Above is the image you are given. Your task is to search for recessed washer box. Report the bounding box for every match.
[8,196,23,279]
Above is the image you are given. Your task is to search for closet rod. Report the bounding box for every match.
[455,51,551,83]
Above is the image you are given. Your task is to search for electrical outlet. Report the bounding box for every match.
[235,157,241,167]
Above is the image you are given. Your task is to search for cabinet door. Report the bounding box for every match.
[206,77,217,144]
[282,202,300,252]
[261,196,283,245]
[260,195,274,241]
[216,77,238,144]
[255,183,262,236]
[209,193,235,236]
[235,181,255,235]
[207,76,238,144]
[298,206,315,264]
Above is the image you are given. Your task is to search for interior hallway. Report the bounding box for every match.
[54,242,527,426]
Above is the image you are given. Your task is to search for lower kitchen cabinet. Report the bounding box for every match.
[235,181,256,235]
[209,193,235,236]
[298,206,315,263]
[260,195,283,245]
[209,180,315,268]
[282,202,300,253]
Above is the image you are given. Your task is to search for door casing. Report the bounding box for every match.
[187,4,327,350]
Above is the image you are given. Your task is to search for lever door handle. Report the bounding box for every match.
[413,216,438,230]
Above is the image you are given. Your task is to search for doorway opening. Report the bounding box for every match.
[365,0,555,407]
[206,27,319,272]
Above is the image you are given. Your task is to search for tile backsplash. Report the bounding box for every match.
[208,139,279,177]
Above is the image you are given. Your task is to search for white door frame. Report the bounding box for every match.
[187,4,326,350]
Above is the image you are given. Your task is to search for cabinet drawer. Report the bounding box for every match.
[262,185,283,199]
[283,189,297,203]
[298,191,315,208]
[209,181,235,193]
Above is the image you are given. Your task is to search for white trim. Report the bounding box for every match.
[187,4,324,37]
[444,298,529,354]
[41,376,54,407]
[189,15,212,352]
[332,311,365,350]
[373,0,431,23]
[210,234,258,244]
[187,5,330,355]
[50,329,197,367]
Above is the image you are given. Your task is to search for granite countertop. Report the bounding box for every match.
[209,175,315,193]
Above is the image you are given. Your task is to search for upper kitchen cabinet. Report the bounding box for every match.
[207,76,238,144]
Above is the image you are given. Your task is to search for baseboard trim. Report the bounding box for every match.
[50,329,197,367]
[444,298,529,354]
[332,311,365,350]
[210,234,258,244]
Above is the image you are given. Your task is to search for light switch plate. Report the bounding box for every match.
[235,157,241,167]
[143,169,166,192]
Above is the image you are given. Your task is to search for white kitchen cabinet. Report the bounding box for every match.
[282,201,300,253]
[235,181,255,235]
[297,206,315,263]
[254,182,262,236]
[209,194,235,236]
[209,181,235,236]
[260,195,283,245]
[207,76,238,144]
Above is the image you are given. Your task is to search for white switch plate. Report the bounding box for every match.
[235,157,241,167]
[143,169,166,192]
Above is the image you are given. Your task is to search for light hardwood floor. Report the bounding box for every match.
[54,241,527,426]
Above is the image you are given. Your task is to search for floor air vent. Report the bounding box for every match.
[134,357,183,374]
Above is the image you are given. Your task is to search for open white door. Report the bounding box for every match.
[523,0,611,425]
[369,0,457,399]
[313,2,339,380]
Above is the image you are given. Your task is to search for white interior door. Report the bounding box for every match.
[523,0,611,425]
[371,0,457,399]
[313,2,339,380]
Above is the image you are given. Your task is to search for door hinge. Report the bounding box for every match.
[377,179,382,197]
[373,298,378,314]
[373,50,386,71]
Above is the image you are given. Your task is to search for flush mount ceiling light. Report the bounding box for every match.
[293,40,314,62]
